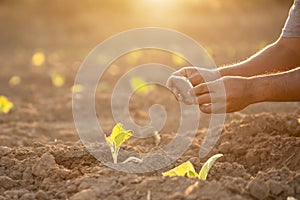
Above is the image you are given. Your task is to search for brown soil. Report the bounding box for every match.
[1,1,299,199]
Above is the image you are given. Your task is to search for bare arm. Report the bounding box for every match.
[250,67,300,103]
[189,67,300,113]
[219,37,300,77]
[171,37,300,88]
[168,37,300,113]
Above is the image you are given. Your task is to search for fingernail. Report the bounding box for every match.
[188,89,194,96]
[201,104,208,109]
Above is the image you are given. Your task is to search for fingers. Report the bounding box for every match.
[190,83,209,96]
[188,73,204,86]
[178,67,195,77]
[182,97,194,105]
[176,67,198,78]
[166,77,178,99]
[196,93,211,105]
[172,67,213,86]
[199,104,212,114]
[168,67,223,107]
[180,67,204,86]
[199,104,211,114]
[174,88,183,101]
[166,75,174,89]
[199,103,226,114]
[169,87,183,101]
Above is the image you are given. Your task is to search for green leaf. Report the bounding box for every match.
[105,136,114,147]
[108,123,132,148]
[198,154,223,180]
[162,170,177,177]
[114,131,132,148]
[187,170,199,178]
[106,123,133,163]
[162,161,197,178]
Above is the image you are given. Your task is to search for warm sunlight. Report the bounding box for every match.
[144,0,173,5]
[1,0,298,199]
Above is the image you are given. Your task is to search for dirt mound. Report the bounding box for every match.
[1,112,299,199]
[1,1,299,199]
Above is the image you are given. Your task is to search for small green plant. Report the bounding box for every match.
[0,96,14,114]
[106,123,133,163]
[162,154,223,180]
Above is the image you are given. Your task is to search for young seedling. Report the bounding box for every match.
[162,160,198,178]
[162,154,223,180]
[106,123,133,164]
[0,96,14,114]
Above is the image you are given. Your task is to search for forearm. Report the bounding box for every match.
[249,67,300,103]
[219,38,300,77]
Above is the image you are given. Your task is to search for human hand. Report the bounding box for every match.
[167,67,221,102]
[170,66,220,86]
[189,76,255,113]
[166,75,196,104]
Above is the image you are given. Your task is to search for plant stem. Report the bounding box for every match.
[112,147,120,164]
[112,152,118,164]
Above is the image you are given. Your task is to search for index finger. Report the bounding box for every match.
[190,83,209,96]
[180,67,198,78]
[171,67,197,78]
